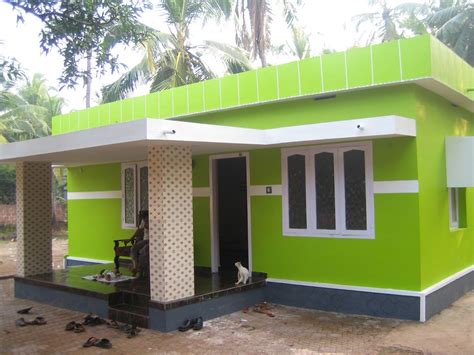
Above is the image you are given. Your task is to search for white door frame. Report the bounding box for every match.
[209,152,252,273]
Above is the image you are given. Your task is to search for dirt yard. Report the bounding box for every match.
[0,238,472,353]
[0,278,472,354]
[0,237,68,277]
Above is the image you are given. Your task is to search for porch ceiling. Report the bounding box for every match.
[0,116,416,165]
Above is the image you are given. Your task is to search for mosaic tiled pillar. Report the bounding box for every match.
[16,162,52,277]
[148,145,194,302]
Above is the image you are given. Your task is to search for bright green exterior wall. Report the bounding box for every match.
[187,86,422,290]
[248,140,420,290]
[178,86,417,128]
[61,34,473,291]
[189,138,421,290]
[415,87,474,289]
[67,86,424,291]
[67,164,133,261]
[430,37,474,101]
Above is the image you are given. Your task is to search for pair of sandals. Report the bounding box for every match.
[83,337,112,349]
[65,321,85,333]
[16,316,47,327]
[107,320,141,338]
[178,316,203,332]
[83,313,106,326]
[17,306,33,315]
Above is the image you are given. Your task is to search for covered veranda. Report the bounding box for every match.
[0,116,416,331]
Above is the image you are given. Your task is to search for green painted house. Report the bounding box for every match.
[2,34,473,328]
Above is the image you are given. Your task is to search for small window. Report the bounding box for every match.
[449,188,467,229]
[343,149,367,231]
[121,162,148,229]
[287,154,307,229]
[314,151,336,230]
[122,163,137,228]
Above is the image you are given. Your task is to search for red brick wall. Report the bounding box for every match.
[0,204,67,225]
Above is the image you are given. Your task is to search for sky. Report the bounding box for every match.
[0,0,427,112]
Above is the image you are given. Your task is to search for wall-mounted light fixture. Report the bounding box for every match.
[314,94,336,101]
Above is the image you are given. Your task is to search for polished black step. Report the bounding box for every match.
[109,291,150,308]
[109,304,149,328]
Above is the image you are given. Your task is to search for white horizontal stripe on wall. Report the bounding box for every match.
[373,180,419,194]
[249,185,282,196]
[67,191,122,200]
[193,187,211,197]
[193,185,284,197]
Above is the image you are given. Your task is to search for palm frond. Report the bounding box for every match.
[101,55,152,103]
[427,5,465,28]
[202,40,253,73]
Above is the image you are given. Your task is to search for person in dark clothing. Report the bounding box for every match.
[129,211,149,276]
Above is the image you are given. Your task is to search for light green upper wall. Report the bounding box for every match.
[179,85,417,128]
[430,36,474,101]
[415,86,474,289]
[68,164,121,192]
[51,35,472,135]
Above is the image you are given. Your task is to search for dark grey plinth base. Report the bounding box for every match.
[15,279,109,318]
[425,270,474,320]
[149,287,265,332]
[266,282,420,321]
[65,258,107,267]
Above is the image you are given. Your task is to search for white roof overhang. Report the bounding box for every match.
[0,115,416,166]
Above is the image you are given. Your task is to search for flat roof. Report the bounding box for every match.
[0,116,415,165]
[52,35,473,137]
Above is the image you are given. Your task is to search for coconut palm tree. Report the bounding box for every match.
[426,0,473,65]
[353,0,427,44]
[289,26,311,60]
[233,0,304,67]
[101,0,252,103]
[0,73,64,142]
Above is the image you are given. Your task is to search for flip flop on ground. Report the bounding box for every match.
[17,306,33,314]
[82,337,112,349]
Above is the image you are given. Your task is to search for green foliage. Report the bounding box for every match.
[102,0,252,102]
[53,167,67,205]
[0,41,24,91]
[4,0,151,89]
[353,0,427,43]
[0,73,63,142]
[0,165,15,204]
[426,0,473,65]
[354,0,473,65]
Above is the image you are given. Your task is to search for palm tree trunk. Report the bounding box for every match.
[85,50,92,108]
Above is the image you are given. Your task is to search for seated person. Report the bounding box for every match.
[129,211,149,276]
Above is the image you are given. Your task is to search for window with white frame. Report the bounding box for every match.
[121,162,148,228]
[282,142,374,238]
[448,187,460,229]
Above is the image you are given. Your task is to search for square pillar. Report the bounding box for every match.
[16,162,52,277]
[148,145,194,302]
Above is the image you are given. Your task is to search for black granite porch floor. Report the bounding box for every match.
[15,263,267,303]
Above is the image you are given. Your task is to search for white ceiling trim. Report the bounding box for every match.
[0,116,416,165]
